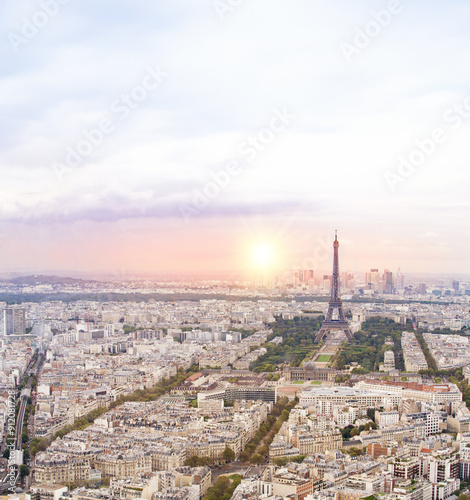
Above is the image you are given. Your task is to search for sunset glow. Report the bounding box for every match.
[0,2,469,277]
[251,243,276,270]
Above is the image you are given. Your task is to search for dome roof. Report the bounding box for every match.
[304,361,315,371]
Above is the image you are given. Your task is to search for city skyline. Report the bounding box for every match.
[1,1,470,276]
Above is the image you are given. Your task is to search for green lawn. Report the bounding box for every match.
[311,381,321,385]
[293,381,304,384]
[317,355,332,362]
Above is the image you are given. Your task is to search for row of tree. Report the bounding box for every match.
[52,365,199,440]
[0,292,278,304]
[183,446,235,468]
[239,396,298,464]
[202,474,242,500]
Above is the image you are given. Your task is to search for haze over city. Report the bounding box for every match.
[1,1,470,277]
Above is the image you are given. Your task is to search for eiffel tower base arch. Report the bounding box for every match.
[315,322,353,343]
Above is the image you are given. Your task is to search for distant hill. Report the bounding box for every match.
[6,275,95,285]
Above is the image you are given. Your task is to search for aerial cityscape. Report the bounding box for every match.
[1,2,470,500]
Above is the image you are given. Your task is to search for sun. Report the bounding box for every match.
[251,242,275,269]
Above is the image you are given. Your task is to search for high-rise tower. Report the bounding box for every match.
[1,306,26,336]
[315,232,353,342]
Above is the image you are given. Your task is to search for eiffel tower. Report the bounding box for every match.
[315,231,353,342]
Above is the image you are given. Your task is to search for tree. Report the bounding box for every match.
[251,454,264,465]
[239,451,249,462]
[348,447,364,457]
[198,457,212,467]
[184,455,200,467]
[223,446,235,462]
[335,356,346,370]
[19,464,29,477]
[245,443,256,454]
[435,377,442,384]
[341,425,354,440]
[352,367,370,375]
[258,445,269,456]
[203,476,232,500]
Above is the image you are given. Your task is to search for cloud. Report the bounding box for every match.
[0,180,317,224]
[1,1,470,272]
[417,231,440,239]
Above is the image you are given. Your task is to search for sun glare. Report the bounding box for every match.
[251,243,275,269]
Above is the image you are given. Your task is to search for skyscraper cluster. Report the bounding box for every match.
[365,268,404,294]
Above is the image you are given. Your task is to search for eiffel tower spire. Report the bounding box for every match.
[315,231,353,342]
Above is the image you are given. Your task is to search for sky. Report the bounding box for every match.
[0,0,470,278]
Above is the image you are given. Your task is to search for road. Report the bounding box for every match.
[1,354,43,492]
[15,388,30,450]
[15,354,42,452]
[211,461,249,481]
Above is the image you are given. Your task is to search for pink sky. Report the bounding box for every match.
[1,2,469,276]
